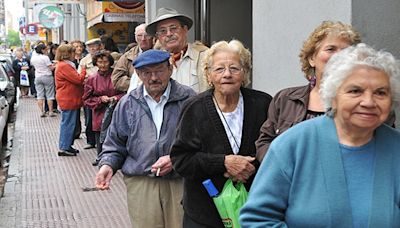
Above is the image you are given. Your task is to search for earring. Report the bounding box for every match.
[327,108,336,117]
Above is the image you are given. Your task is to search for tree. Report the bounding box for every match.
[6,30,22,47]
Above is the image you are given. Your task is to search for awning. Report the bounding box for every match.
[87,12,145,29]
[87,14,104,29]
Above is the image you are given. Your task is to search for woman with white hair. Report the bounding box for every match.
[240,43,400,227]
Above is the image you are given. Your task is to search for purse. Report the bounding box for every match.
[99,101,117,143]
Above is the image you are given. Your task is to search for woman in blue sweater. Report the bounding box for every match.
[240,43,400,227]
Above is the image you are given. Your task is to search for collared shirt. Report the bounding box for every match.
[170,43,206,93]
[78,54,99,77]
[143,82,171,139]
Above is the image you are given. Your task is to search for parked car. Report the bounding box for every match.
[0,96,9,146]
[0,65,15,118]
[0,53,15,77]
[0,53,17,105]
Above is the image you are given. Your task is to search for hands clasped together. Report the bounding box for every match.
[224,155,256,183]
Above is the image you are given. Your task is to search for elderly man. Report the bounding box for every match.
[78,38,102,77]
[111,23,154,92]
[146,7,208,93]
[95,50,196,227]
[78,38,103,149]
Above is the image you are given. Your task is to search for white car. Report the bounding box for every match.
[0,95,9,147]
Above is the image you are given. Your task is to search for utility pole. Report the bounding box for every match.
[24,0,29,50]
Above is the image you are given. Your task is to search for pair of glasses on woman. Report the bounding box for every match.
[210,66,243,75]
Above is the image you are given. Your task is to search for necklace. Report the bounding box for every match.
[212,94,241,152]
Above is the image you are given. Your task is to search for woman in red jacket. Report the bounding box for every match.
[55,44,86,156]
[83,50,125,165]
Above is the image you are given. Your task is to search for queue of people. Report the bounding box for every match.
[96,8,400,228]
[14,6,400,228]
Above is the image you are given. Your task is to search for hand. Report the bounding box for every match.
[151,155,173,176]
[100,96,110,103]
[21,66,29,70]
[224,155,256,183]
[95,165,113,190]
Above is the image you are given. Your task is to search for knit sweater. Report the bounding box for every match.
[240,116,400,227]
[171,87,272,227]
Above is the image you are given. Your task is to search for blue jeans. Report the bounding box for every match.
[59,109,78,150]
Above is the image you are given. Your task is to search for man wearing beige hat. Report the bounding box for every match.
[78,38,103,150]
[146,7,208,93]
[78,38,102,78]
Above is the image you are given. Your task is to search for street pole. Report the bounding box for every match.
[24,0,29,50]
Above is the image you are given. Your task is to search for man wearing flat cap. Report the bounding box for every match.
[78,38,104,150]
[95,49,196,227]
[78,38,102,77]
[147,7,208,93]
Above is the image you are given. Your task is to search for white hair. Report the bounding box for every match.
[135,23,147,34]
[320,43,400,113]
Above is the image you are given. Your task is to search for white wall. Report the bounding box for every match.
[252,0,351,95]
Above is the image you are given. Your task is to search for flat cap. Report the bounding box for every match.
[85,38,101,45]
[133,50,170,69]
[146,7,193,36]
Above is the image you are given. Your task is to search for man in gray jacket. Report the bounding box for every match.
[95,49,196,227]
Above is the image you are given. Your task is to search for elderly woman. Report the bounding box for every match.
[55,44,85,156]
[240,43,400,227]
[83,50,125,166]
[170,40,272,228]
[12,48,31,97]
[255,21,365,161]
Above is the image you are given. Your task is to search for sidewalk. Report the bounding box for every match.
[0,98,132,228]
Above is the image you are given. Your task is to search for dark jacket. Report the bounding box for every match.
[170,87,272,228]
[12,58,31,86]
[255,84,396,162]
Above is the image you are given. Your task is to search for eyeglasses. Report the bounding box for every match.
[210,66,243,75]
[156,25,182,37]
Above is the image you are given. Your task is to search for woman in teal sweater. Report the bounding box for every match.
[240,43,400,227]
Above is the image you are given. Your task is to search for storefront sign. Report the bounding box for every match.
[39,6,65,29]
[103,13,145,22]
[28,0,80,7]
[26,24,38,35]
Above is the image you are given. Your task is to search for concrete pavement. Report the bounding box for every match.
[0,98,132,228]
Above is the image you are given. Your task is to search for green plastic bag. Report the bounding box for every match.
[213,179,248,228]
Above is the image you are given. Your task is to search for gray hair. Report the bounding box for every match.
[320,43,400,113]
